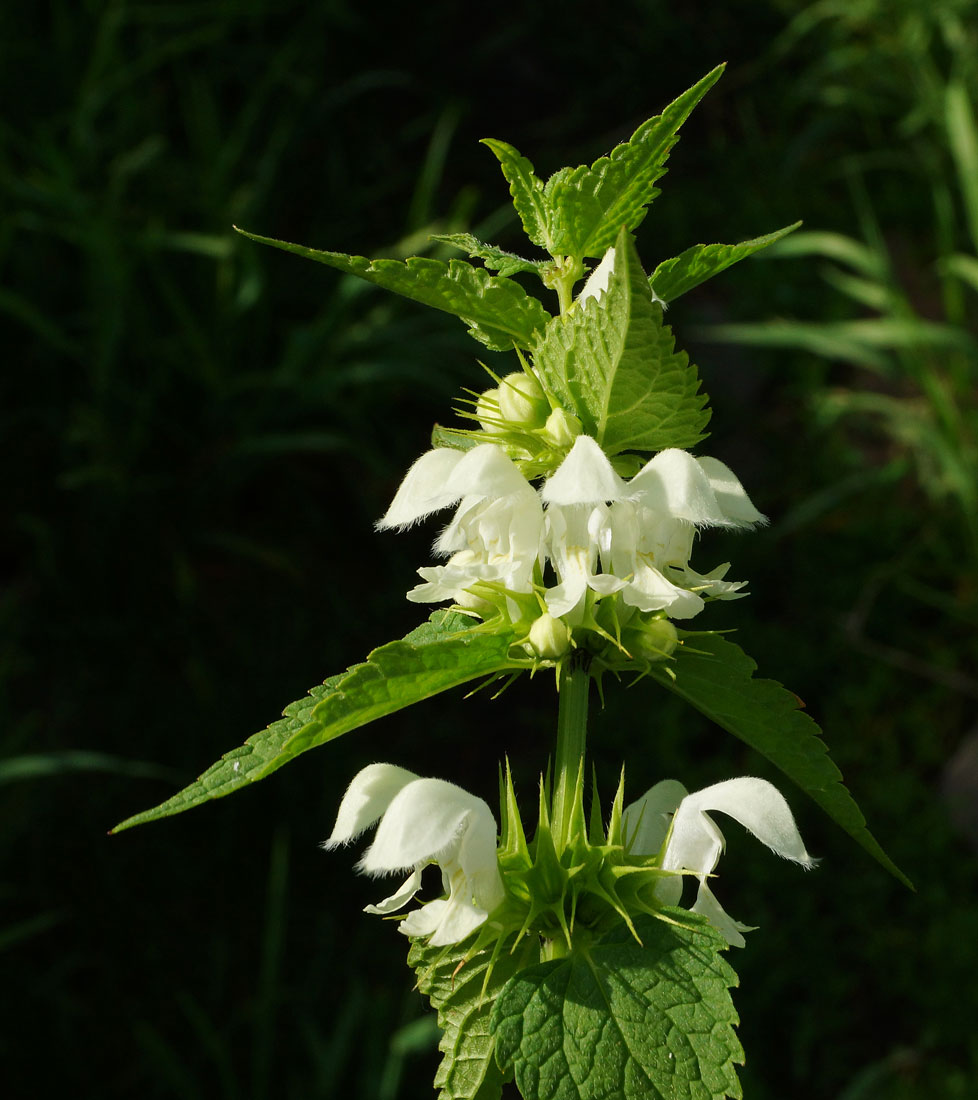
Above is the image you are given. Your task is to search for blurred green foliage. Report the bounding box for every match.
[3,1,978,1097]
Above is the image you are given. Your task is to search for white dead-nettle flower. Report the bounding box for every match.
[622,776,816,947]
[324,763,506,947]
[541,436,765,620]
[377,444,545,608]
[379,432,763,624]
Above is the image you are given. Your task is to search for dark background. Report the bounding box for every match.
[4,1,978,1096]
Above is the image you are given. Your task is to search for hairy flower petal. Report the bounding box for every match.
[324,763,419,848]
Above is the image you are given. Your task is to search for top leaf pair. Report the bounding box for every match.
[236,64,798,355]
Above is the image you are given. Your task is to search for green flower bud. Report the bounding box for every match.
[475,387,506,434]
[498,371,548,428]
[624,616,678,662]
[525,613,572,660]
[541,406,582,449]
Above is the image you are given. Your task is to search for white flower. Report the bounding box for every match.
[623,776,815,947]
[325,763,506,947]
[380,433,763,627]
[541,437,764,621]
[378,444,545,607]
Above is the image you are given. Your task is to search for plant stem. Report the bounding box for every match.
[551,653,591,854]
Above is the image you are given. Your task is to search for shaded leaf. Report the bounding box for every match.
[410,934,538,1100]
[650,222,801,303]
[492,912,742,1100]
[647,635,911,888]
[112,612,518,832]
[432,233,547,279]
[235,228,550,351]
[544,66,725,260]
[481,139,551,252]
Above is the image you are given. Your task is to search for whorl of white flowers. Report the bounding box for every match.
[377,433,764,628]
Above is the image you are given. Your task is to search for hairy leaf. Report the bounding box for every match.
[234,228,550,351]
[650,222,802,303]
[111,612,518,833]
[410,934,539,1100]
[534,227,709,455]
[481,139,552,253]
[543,66,725,260]
[432,233,547,279]
[647,635,911,887]
[492,913,742,1100]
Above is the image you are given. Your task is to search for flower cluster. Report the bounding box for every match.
[327,764,814,950]
[377,433,764,658]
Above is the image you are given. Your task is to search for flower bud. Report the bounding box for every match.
[525,613,572,660]
[475,387,506,434]
[541,406,582,449]
[624,616,678,662]
[498,372,548,428]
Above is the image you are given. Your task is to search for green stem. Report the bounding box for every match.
[551,653,591,853]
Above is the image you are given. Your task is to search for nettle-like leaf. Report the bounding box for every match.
[650,222,802,303]
[433,233,548,279]
[111,612,518,833]
[648,634,911,888]
[542,65,725,261]
[534,226,709,455]
[409,934,539,1100]
[492,912,743,1100]
[480,139,552,253]
[234,229,551,351]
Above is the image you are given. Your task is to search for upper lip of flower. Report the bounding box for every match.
[326,763,506,947]
[622,776,816,946]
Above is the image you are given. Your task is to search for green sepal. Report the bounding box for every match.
[480,139,552,252]
[542,65,726,260]
[533,226,710,455]
[646,634,912,888]
[111,612,519,833]
[649,222,802,302]
[432,233,548,279]
[431,423,482,451]
[409,932,539,1100]
[234,228,550,351]
[491,910,743,1100]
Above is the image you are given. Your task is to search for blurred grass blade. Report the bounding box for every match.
[0,751,183,784]
[762,230,886,277]
[946,81,978,255]
[940,252,978,296]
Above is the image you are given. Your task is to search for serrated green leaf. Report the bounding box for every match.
[111,612,518,833]
[534,227,709,455]
[650,222,802,303]
[432,233,547,279]
[647,635,911,888]
[492,912,743,1100]
[543,65,726,260]
[409,934,539,1100]
[481,139,552,253]
[234,228,550,351]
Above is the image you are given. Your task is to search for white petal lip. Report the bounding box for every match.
[324,763,419,848]
[360,777,497,874]
[623,776,815,946]
[329,767,505,946]
[630,449,765,529]
[376,449,465,530]
[667,777,816,873]
[697,456,767,527]
[377,444,531,531]
[578,246,616,305]
[542,436,628,505]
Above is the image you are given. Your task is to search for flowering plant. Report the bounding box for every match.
[113,65,907,1099]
